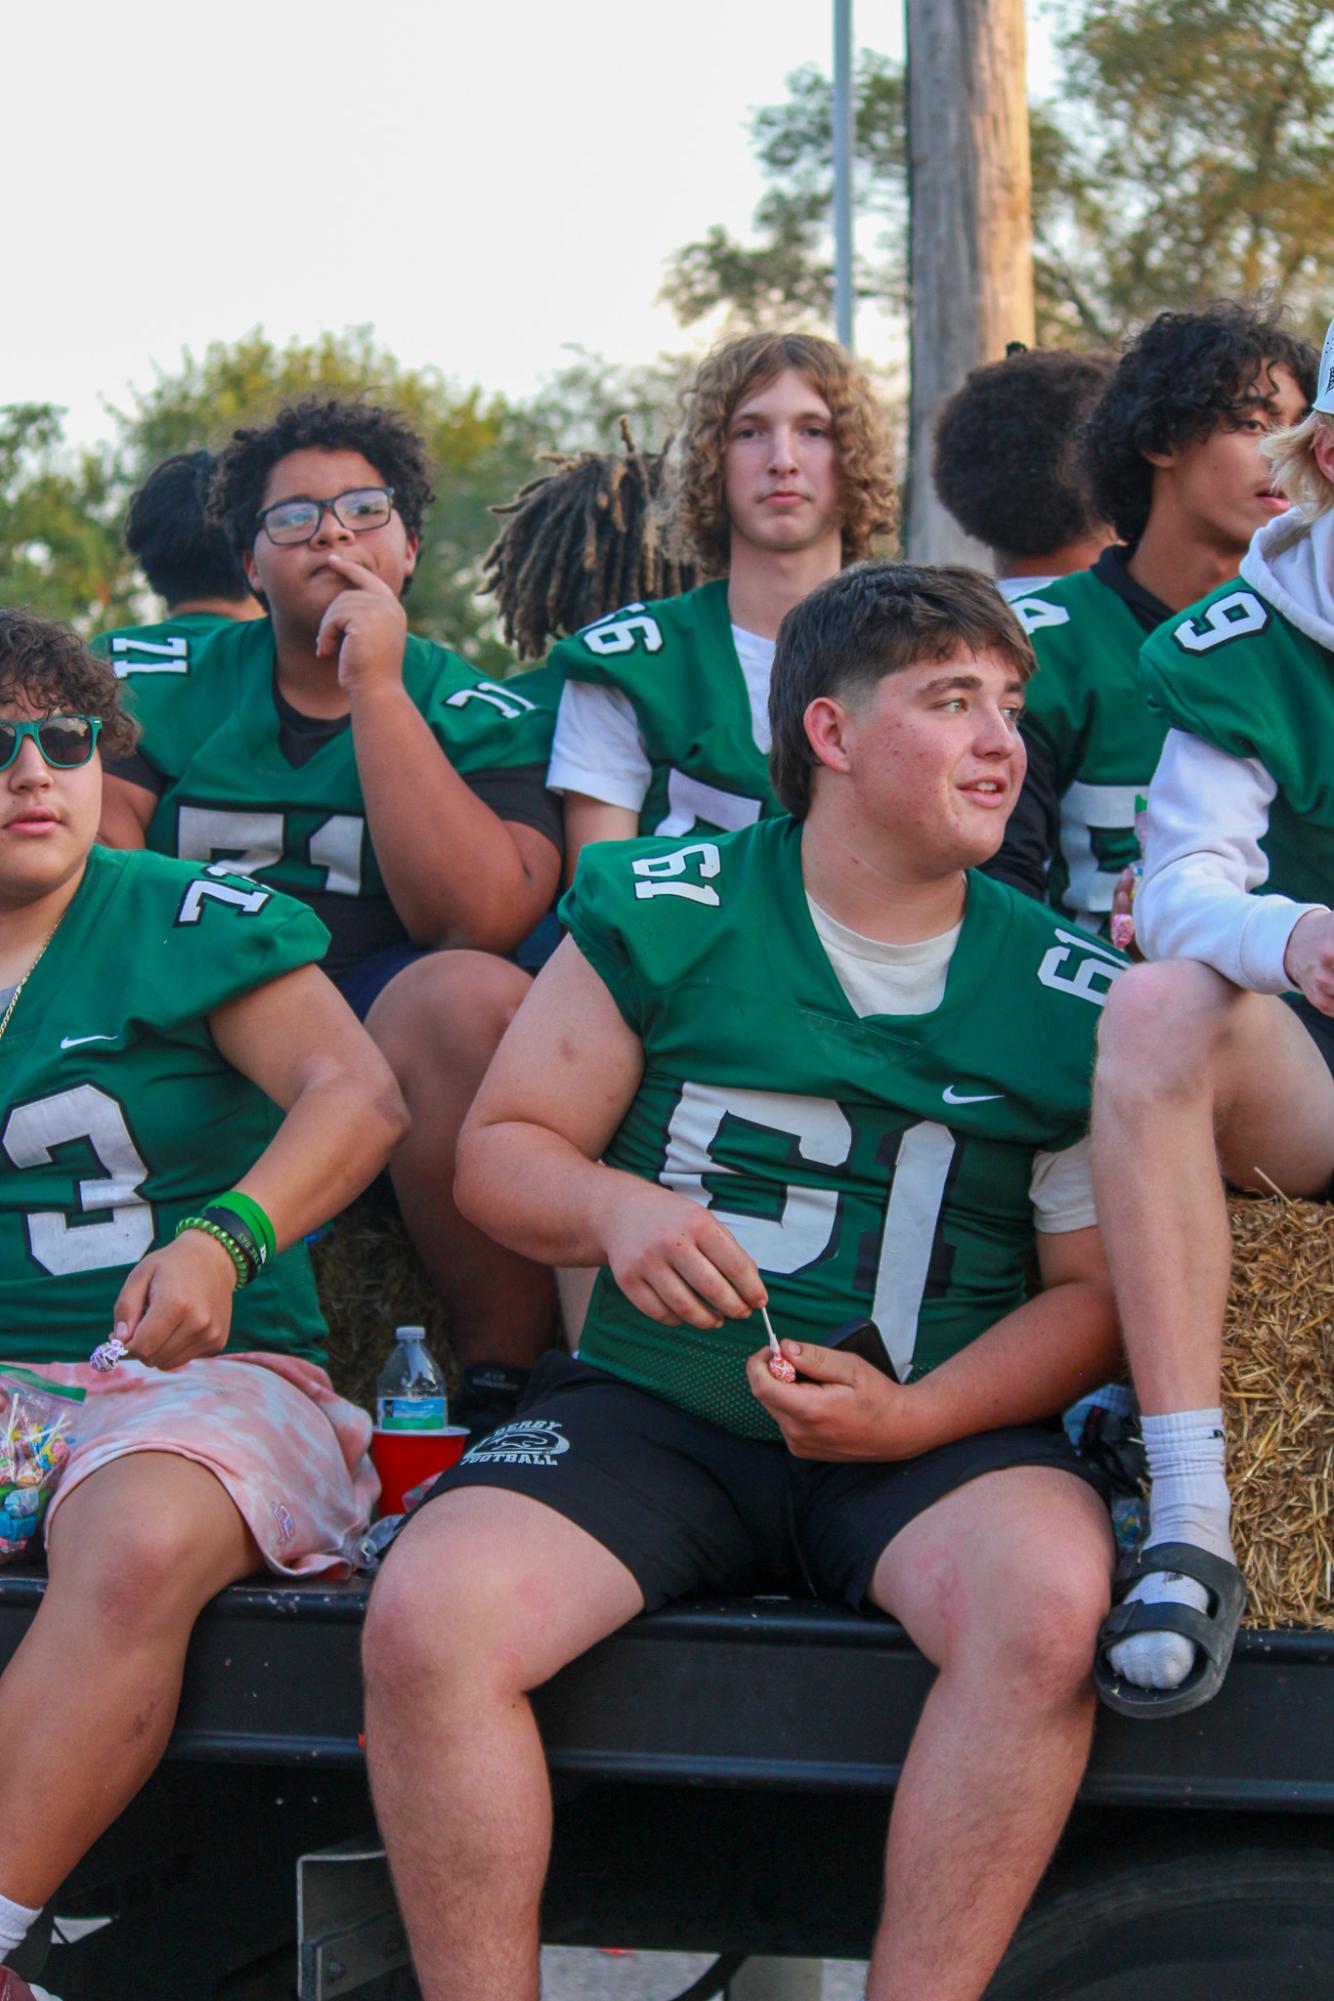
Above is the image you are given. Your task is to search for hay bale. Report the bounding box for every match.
[310,1197,455,1416]
[1225,1192,1334,1631]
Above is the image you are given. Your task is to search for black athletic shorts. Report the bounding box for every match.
[415,1352,1109,1613]
[1286,991,1334,1084]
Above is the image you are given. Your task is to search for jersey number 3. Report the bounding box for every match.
[3,1085,154,1276]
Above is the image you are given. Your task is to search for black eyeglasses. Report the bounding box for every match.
[255,486,396,546]
[0,715,102,770]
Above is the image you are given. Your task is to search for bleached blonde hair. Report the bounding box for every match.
[1264,408,1334,519]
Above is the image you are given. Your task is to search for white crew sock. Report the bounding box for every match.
[0,1886,41,1957]
[1108,1408,1232,1692]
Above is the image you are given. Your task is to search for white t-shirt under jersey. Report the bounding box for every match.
[548,625,776,810]
[807,896,1097,1233]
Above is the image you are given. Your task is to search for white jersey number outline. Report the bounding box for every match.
[444,680,538,720]
[176,806,364,897]
[1037,929,1123,1005]
[108,636,189,676]
[660,1082,956,1380]
[653,770,763,838]
[1010,598,1071,635]
[632,842,722,906]
[3,1084,155,1276]
[1173,589,1269,654]
[579,605,665,657]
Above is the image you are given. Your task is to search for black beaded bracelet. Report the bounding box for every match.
[197,1205,265,1285]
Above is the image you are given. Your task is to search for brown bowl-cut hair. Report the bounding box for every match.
[768,561,1034,819]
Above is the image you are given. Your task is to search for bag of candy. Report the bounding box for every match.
[0,1366,84,1561]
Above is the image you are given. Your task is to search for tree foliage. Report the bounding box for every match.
[661,1,1334,347]
[0,329,684,670]
[1047,0,1334,337]
[0,406,136,628]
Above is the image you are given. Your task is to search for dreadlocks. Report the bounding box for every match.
[482,420,697,660]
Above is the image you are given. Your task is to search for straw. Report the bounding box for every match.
[1222,1191,1334,1631]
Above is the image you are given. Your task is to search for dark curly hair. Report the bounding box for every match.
[126,448,251,607]
[0,609,139,759]
[933,348,1115,560]
[210,398,436,573]
[769,562,1034,820]
[1086,303,1317,545]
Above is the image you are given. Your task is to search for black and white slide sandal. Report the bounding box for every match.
[1094,1539,1246,1720]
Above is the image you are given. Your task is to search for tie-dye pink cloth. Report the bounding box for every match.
[9,1352,379,1578]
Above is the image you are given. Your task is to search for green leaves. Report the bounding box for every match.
[660,4,1334,349]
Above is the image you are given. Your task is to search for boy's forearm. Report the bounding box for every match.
[350,683,546,948]
[905,1278,1121,1452]
[238,1067,408,1251]
[456,1119,630,1268]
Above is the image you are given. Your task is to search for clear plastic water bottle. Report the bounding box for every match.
[375,1325,447,1433]
[371,1328,464,1516]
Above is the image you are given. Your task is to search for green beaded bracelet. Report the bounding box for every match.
[175,1215,252,1288]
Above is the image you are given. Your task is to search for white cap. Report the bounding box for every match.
[1314,314,1334,415]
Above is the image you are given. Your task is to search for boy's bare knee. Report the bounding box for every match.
[364,1515,541,1706]
[52,1513,224,1639]
[1096,959,1244,1105]
[368,950,531,1082]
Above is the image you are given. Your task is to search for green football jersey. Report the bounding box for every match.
[0,847,330,1364]
[561,819,1120,1440]
[1139,579,1334,907]
[1010,569,1168,928]
[548,582,777,836]
[95,616,558,980]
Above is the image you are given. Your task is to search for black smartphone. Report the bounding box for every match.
[825,1315,902,1384]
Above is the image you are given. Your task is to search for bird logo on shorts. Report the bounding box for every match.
[463,1420,571,1467]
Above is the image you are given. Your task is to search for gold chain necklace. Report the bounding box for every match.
[0,924,59,1047]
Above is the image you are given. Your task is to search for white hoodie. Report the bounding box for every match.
[1135,509,1334,989]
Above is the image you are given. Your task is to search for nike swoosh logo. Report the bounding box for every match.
[942,1085,1003,1105]
[60,1034,116,1049]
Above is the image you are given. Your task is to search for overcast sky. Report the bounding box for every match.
[7,1,1056,449]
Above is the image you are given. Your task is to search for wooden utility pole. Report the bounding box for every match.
[904,0,1035,563]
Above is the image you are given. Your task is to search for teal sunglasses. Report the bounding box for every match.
[0,715,102,770]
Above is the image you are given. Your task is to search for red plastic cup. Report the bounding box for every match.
[371,1425,469,1515]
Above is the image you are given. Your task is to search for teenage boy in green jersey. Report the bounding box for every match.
[1091,318,1334,1719]
[365,566,1123,2001]
[547,331,897,877]
[0,611,405,1998]
[932,345,1114,599]
[986,304,1313,932]
[123,448,265,629]
[96,400,564,1435]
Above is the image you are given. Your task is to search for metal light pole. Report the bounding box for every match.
[833,0,855,351]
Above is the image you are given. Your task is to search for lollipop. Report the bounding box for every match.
[90,1333,129,1373]
[763,1305,797,1384]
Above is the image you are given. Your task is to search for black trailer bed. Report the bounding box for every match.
[3,1568,1331,1812]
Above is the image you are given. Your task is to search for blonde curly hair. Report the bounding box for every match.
[666,333,898,576]
[1264,408,1334,520]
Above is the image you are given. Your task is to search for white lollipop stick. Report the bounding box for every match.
[761,1304,797,1383]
